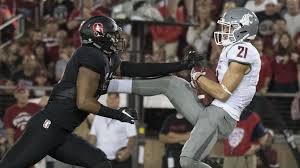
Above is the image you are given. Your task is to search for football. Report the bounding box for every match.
[191,66,218,106]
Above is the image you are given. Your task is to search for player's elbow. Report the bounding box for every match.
[76,97,87,110]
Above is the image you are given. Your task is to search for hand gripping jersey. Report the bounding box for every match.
[211,42,261,121]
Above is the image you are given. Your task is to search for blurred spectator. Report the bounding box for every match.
[0,0,14,43]
[257,129,280,168]
[11,55,39,87]
[186,5,215,55]
[56,29,68,47]
[209,38,222,66]
[0,119,9,159]
[33,68,50,97]
[29,29,43,48]
[256,0,282,52]
[159,112,193,168]
[33,43,47,69]
[3,84,41,146]
[94,0,113,16]
[271,32,299,92]
[17,38,32,57]
[253,37,272,94]
[223,107,268,168]
[89,93,137,168]
[0,42,22,80]
[272,18,287,47]
[199,0,222,21]
[150,1,185,62]
[221,1,237,16]
[67,0,104,47]
[0,129,9,159]
[43,0,74,28]
[144,48,166,63]
[283,0,300,38]
[42,18,60,63]
[55,46,71,82]
[0,49,10,80]
[166,0,194,23]
[244,0,267,12]
[295,31,300,55]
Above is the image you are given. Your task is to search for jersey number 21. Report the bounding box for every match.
[237,46,248,58]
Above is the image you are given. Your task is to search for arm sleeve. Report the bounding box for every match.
[120,61,186,77]
[78,48,106,76]
[125,123,137,138]
[227,43,256,65]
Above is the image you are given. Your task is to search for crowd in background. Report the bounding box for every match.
[0,0,299,94]
[0,0,299,167]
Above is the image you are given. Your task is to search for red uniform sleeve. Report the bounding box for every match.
[3,107,14,129]
[150,6,185,43]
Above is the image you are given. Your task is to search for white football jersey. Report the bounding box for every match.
[211,42,261,121]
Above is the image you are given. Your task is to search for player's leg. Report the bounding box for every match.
[179,106,236,168]
[0,112,67,168]
[48,134,111,168]
[108,76,204,125]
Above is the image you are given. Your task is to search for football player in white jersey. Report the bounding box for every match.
[107,7,260,168]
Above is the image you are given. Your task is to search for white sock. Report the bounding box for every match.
[107,79,133,93]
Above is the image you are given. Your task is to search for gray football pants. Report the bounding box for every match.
[109,76,236,168]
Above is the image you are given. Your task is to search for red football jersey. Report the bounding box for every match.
[223,112,260,156]
[4,103,41,141]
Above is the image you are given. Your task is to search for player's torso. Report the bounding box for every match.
[51,46,111,100]
[46,46,111,131]
[212,42,261,120]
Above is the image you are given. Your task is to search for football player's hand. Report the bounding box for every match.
[191,66,206,83]
[118,107,138,124]
[116,147,131,162]
[181,51,207,69]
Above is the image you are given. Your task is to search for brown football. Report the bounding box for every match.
[191,66,218,106]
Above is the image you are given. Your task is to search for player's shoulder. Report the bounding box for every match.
[76,46,106,59]
[227,42,258,53]
[225,41,260,62]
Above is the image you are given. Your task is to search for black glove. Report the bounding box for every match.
[118,107,138,124]
[181,51,208,69]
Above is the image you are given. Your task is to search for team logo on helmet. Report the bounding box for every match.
[240,13,254,26]
[92,23,104,37]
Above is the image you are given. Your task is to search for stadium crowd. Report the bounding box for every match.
[0,0,299,167]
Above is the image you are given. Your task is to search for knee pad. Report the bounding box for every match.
[91,160,112,168]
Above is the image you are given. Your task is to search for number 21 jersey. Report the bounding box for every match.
[212,42,261,121]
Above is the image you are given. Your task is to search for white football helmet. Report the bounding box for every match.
[214,7,259,46]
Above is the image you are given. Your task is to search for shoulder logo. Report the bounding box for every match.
[92,23,104,37]
[43,119,51,129]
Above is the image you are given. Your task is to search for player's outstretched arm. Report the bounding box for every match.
[76,67,137,124]
[117,51,205,77]
[193,62,249,102]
